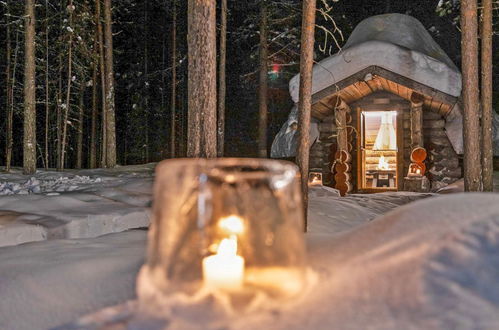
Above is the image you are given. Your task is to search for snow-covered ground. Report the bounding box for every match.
[0,164,154,247]
[0,164,497,329]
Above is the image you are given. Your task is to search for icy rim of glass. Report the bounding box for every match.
[155,157,298,188]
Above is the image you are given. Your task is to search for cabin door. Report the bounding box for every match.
[358,110,399,191]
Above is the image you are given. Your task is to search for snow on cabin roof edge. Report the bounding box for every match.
[288,13,462,104]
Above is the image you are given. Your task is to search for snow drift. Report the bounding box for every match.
[58,193,498,329]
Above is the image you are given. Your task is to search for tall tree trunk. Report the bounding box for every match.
[5,0,13,172]
[258,0,269,158]
[103,0,117,167]
[170,0,177,158]
[481,0,493,192]
[90,42,98,168]
[96,0,107,167]
[297,0,316,231]
[23,0,37,175]
[144,0,150,163]
[44,0,50,169]
[217,0,227,157]
[60,0,74,171]
[461,0,481,191]
[187,0,217,158]
[76,84,85,169]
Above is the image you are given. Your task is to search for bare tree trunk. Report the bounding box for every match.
[103,0,117,167]
[461,0,481,191]
[23,0,37,175]
[171,0,177,158]
[90,45,98,168]
[76,84,84,169]
[217,0,227,157]
[481,0,493,192]
[258,0,268,158]
[60,0,74,171]
[96,0,107,167]
[44,0,50,169]
[187,0,217,158]
[296,0,316,232]
[143,0,150,163]
[5,0,13,172]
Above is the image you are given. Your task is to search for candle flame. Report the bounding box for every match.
[377,155,390,170]
[217,237,238,257]
[219,215,244,235]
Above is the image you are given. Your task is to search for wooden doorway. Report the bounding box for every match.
[358,110,400,192]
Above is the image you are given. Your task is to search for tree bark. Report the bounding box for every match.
[90,45,98,168]
[5,0,13,172]
[76,84,85,169]
[258,0,269,158]
[296,0,316,231]
[96,0,107,167]
[461,0,481,191]
[481,0,493,192]
[144,0,150,163]
[44,0,50,169]
[187,0,217,158]
[170,0,177,158]
[103,0,117,167]
[23,0,37,175]
[60,0,74,171]
[217,0,227,157]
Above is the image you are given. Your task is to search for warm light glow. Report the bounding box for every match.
[218,215,244,235]
[377,155,390,170]
[308,172,323,186]
[416,168,421,175]
[203,236,245,290]
[373,112,397,150]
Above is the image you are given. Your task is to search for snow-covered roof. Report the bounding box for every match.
[288,14,462,103]
[272,14,465,158]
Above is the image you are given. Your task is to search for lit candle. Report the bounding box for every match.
[416,168,421,175]
[203,236,245,290]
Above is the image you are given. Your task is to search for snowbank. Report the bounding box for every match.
[0,231,146,330]
[0,165,154,247]
[0,190,431,330]
[61,194,499,329]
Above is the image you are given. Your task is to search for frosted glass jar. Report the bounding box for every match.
[137,158,307,307]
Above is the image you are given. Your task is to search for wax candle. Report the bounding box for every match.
[202,237,245,290]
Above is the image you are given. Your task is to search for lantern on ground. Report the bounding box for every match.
[137,158,308,313]
[308,172,323,186]
[407,162,425,177]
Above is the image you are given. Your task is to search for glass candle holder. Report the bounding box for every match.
[137,158,307,309]
[308,172,323,186]
[407,162,424,177]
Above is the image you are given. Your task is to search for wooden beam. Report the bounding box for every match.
[410,92,424,149]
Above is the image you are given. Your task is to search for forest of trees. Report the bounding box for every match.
[0,0,498,187]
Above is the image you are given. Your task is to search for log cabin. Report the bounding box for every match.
[271,14,464,195]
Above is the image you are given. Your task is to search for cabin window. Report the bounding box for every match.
[360,111,398,190]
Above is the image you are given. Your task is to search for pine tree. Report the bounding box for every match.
[217,0,227,157]
[258,0,269,158]
[461,0,481,191]
[481,0,493,192]
[103,0,117,167]
[23,0,37,175]
[187,0,217,158]
[297,0,317,231]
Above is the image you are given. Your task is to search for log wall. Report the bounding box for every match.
[309,91,462,192]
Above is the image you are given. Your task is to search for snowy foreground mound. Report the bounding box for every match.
[62,193,498,330]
